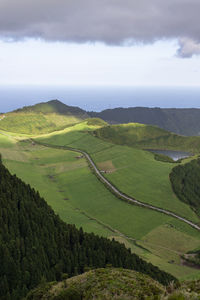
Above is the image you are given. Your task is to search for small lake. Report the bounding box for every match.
[147,149,192,161]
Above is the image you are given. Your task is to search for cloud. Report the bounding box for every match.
[177,38,200,58]
[0,0,200,56]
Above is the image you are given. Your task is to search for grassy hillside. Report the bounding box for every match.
[26,268,165,300]
[0,100,89,134]
[89,106,200,136]
[26,268,200,300]
[94,123,200,153]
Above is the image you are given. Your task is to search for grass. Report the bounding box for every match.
[25,267,200,300]
[93,145,199,222]
[26,268,165,300]
[0,133,15,148]
[0,112,83,134]
[37,123,199,223]
[1,122,200,280]
[95,123,200,153]
[0,100,90,134]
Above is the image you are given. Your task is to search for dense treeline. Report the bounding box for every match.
[170,158,200,216]
[0,158,176,299]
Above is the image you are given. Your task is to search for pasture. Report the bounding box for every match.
[37,122,199,222]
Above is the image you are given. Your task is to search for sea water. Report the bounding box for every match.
[1,85,200,113]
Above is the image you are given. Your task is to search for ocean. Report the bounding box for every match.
[1,85,200,113]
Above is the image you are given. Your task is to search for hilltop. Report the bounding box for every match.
[25,268,165,300]
[0,100,89,134]
[14,99,88,116]
[26,268,200,300]
[89,107,200,136]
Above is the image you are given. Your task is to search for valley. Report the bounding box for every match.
[1,101,200,282]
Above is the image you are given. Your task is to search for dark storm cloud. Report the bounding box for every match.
[0,0,200,57]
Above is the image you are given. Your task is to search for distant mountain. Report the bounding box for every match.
[0,100,89,134]
[3,100,200,136]
[89,107,200,136]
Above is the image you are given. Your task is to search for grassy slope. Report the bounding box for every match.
[26,268,165,300]
[26,268,200,300]
[0,100,89,134]
[1,123,200,280]
[0,112,85,134]
[94,123,200,153]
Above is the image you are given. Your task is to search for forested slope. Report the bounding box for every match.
[170,158,200,216]
[0,156,175,300]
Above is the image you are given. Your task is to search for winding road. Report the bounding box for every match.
[34,140,200,232]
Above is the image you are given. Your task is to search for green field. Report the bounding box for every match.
[1,122,200,280]
[37,121,199,222]
[0,112,85,134]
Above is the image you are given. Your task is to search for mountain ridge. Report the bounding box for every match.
[2,99,200,136]
[89,106,200,136]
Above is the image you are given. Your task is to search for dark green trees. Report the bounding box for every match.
[170,158,200,216]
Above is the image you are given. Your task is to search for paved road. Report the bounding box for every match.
[34,140,200,232]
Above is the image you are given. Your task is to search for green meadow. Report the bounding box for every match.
[0,112,84,134]
[37,121,199,222]
[1,121,200,280]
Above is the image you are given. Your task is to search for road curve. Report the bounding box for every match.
[34,140,200,232]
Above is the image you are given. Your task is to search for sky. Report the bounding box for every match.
[0,0,200,87]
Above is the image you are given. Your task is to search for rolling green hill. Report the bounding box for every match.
[89,107,200,136]
[0,100,89,134]
[94,123,200,153]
